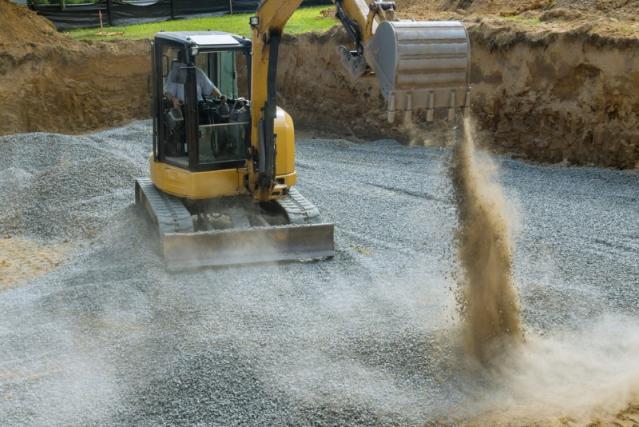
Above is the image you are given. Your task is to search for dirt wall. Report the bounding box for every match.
[396,0,639,21]
[0,0,150,135]
[277,26,639,168]
[469,22,639,168]
[277,30,396,140]
[0,41,149,135]
[1,0,638,168]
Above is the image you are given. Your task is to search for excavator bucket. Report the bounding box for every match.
[135,178,334,270]
[366,20,471,122]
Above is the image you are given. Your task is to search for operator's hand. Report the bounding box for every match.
[172,97,183,109]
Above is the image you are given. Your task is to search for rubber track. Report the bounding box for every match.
[135,178,193,236]
[277,188,322,225]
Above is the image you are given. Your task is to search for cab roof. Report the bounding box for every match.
[154,31,250,49]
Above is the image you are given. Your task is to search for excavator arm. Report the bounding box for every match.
[248,0,471,201]
[248,0,304,201]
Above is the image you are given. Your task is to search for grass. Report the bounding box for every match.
[33,0,94,4]
[68,6,337,41]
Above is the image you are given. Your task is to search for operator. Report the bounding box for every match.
[164,59,222,109]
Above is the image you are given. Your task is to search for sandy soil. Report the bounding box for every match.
[0,0,61,45]
[468,21,639,168]
[0,40,149,135]
[0,238,66,290]
[277,25,639,168]
[397,0,639,34]
[0,0,149,136]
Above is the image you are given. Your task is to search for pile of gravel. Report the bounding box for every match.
[1,121,638,426]
[0,122,149,241]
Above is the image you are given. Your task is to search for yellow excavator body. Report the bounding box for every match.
[150,107,297,200]
[135,0,471,269]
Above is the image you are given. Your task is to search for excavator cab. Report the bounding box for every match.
[152,32,251,172]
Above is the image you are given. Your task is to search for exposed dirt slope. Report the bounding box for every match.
[0,41,149,134]
[278,30,396,140]
[469,20,639,168]
[0,0,61,45]
[395,0,639,43]
[1,0,638,168]
[276,26,639,168]
[397,0,639,24]
[0,0,149,135]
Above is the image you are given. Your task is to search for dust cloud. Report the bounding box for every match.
[451,118,523,363]
[458,315,639,425]
[445,118,639,424]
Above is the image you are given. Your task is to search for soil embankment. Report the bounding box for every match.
[397,0,639,22]
[0,40,149,134]
[1,0,638,169]
[469,22,639,168]
[276,24,639,169]
[0,0,149,135]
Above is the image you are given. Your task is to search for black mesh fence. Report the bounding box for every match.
[28,0,332,30]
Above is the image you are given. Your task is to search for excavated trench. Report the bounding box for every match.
[1,2,638,168]
[278,26,639,168]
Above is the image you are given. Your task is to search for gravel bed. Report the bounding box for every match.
[0,121,638,425]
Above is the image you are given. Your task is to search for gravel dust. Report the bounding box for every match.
[451,119,523,363]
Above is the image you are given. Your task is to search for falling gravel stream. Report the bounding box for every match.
[0,122,638,425]
[451,119,523,363]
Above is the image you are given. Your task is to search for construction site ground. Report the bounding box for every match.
[1,0,639,425]
[1,122,638,426]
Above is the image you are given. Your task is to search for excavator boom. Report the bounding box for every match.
[248,0,471,199]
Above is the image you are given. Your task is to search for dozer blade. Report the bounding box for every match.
[366,20,471,122]
[163,224,335,270]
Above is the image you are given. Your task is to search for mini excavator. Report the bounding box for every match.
[135,0,471,270]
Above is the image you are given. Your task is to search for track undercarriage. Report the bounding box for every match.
[135,178,335,270]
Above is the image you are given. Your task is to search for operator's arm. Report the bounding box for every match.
[196,68,222,98]
[165,88,183,109]
[165,90,183,109]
